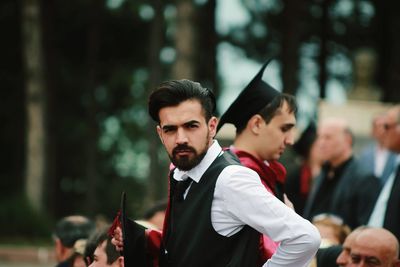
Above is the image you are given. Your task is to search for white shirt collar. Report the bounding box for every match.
[173,140,223,183]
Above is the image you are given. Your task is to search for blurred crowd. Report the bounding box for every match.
[285,105,400,266]
[51,104,400,267]
[48,62,400,267]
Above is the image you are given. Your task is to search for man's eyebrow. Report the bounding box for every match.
[161,124,177,131]
[161,120,200,130]
[282,122,295,128]
[365,256,381,263]
[183,120,200,126]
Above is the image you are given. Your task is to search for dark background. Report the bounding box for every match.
[1,0,399,241]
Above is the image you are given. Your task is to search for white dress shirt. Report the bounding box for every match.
[173,140,321,267]
[374,146,391,178]
[368,155,400,227]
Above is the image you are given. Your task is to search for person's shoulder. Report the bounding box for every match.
[223,163,258,175]
[219,164,261,188]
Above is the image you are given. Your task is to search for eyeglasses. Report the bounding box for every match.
[384,122,398,131]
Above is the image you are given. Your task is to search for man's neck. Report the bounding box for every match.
[233,143,260,161]
[233,133,261,160]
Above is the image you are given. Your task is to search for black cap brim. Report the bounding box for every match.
[120,192,147,267]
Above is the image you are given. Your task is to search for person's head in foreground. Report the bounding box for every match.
[53,215,95,265]
[336,226,369,267]
[348,227,400,267]
[217,59,297,161]
[88,227,124,267]
[148,79,217,171]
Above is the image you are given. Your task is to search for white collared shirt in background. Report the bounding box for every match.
[368,155,400,227]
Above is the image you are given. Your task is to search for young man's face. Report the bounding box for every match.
[157,99,217,171]
[89,241,114,267]
[257,101,296,161]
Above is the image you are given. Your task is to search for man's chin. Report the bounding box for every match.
[175,163,196,171]
[173,158,196,171]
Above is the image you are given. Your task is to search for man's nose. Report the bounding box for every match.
[176,128,188,144]
[285,131,295,145]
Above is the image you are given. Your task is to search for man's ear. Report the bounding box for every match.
[208,116,218,138]
[248,114,264,134]
[118,256,124,267]
[54,238,68,261]
[156,125,164,144]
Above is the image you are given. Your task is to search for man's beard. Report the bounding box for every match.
[169,139,209,171]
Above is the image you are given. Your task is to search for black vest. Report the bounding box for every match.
[160,151,259,267]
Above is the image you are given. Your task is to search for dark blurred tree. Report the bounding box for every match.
[172,0,197,79]
[144,0,169,206]
[197,0,218,92]
[372,0,400,102]
[41,0,154,218]
[1,0,218,233]
[21,0,47,213]
[220,0,400,102]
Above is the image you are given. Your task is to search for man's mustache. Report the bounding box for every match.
[172,145,196,156]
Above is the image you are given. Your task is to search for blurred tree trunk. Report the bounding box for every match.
[145,0,168,206]
[41,0,57,216]
[84,0,103,214]
[172,0,197,79]
[197,0,218,97]
[280,0,306,95]
[21,0,47,212]
[317,0,331,99]
[373,0,400,102]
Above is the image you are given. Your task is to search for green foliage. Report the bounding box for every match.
[0,194,52,243]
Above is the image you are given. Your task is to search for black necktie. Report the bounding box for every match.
[174,178,192,202]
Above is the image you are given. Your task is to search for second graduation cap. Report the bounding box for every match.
[217,59,281,132]
[293,121,317,158]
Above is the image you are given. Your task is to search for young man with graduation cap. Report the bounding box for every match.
[111,79,320,267]
[217,59,298,264]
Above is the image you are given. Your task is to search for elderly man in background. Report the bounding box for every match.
[348,227,400,267]
[368,105,400,242]
[357,114,397,185]
[303,118,381,229]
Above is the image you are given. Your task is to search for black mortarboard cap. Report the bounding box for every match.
[120,192,147,267]
[293,121,317,158]
[217,59,280,132]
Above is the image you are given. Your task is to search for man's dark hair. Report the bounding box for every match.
[235,93,297,134]
[86,226,120,265]
[54,215,95,248]
[148,79,216,123]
